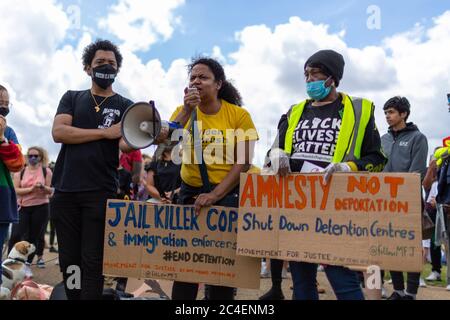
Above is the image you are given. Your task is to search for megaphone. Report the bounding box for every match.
[121,101,182,149]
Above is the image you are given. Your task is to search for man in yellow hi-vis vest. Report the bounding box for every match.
[266,50,386,300]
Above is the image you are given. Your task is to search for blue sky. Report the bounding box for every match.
[61,0,450,68]
[1,0,449,160]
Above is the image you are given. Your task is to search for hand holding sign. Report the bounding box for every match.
[194,192,220,215]
[269,148,291,176]
[103,201,260,289]
[237,173,423,273]
[323,162,352,184]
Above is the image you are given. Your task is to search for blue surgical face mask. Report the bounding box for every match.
[306,77,332,101]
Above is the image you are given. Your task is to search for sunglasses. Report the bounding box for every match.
[27,155,40,159]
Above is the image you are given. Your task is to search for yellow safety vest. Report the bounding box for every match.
[284,93,373,163]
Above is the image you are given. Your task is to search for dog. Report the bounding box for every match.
[1,241,36,292]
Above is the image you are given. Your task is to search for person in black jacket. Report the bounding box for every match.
[267,50,386,300]
[435,137,450,290]
[423,149,442,282]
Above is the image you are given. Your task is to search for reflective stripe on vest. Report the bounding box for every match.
[284,93,373,163]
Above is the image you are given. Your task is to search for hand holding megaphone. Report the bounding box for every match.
[121,100,183,150]
[103,123,122,140]
[153,125,170,145]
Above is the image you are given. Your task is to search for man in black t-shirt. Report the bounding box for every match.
[50,40,135,300]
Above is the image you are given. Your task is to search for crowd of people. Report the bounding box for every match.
[0,39,449,301]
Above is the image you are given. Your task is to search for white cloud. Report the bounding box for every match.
[1,3,449,165]
[0,0,91,158]
[116,52,187,118]
[98,0,185,52]
[211,46,226,64]
[223,15,450,165]
[0,0,188,160]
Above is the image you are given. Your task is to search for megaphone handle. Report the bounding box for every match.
[149,100,157,138]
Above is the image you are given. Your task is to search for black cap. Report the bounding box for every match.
[304,49,345,87]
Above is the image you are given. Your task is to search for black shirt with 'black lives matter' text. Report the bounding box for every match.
[290,96,343,172]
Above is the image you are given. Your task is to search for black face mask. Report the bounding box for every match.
[0,107,9,117]
[92,64,117,90]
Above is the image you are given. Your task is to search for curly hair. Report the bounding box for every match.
[188,57,243,106]
[82,39,123,71]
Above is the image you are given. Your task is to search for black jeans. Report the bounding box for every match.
[49,218,56,247]
[36,217,50,257]
[270,259,283,288]
[38,218,57,254]
[171,182,238,300]
[8,203,49,263]
[390,271,420,295]
[50,191,116,300]
[428,209,442,273]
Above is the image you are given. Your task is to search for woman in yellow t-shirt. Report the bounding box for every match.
[169,57,258,300]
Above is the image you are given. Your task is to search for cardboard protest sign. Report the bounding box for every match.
[103,201,260,289]
[237,173,423,272]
